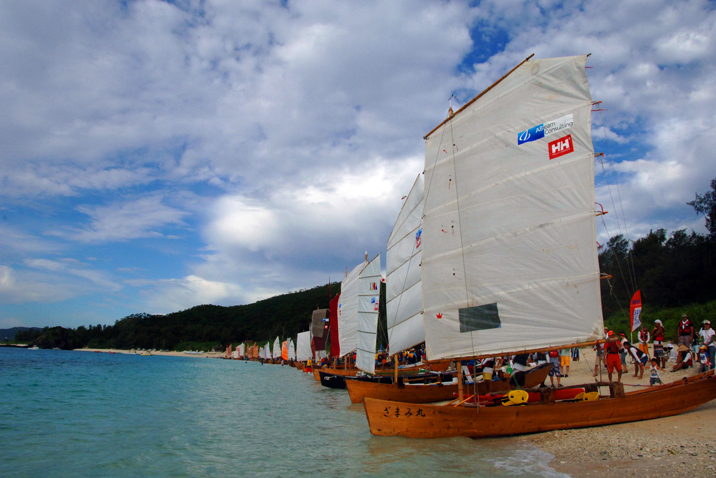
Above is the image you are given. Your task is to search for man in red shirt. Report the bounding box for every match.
[677,313,695,348]
[605,331,623,383]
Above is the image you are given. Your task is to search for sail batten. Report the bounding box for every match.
[422,55,603,361]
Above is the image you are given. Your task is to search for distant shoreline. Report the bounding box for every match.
[75,348,225,359]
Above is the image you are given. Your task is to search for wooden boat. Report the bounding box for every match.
[313,367,358,382]
[364,371,716,438]
[347,362,551,404]
[296,362,305,371]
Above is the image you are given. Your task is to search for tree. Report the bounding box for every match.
[688,177,716,238]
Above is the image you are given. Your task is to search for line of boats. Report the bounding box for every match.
[228,54,716,438]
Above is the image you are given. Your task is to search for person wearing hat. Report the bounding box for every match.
[677,313,695,348]
[652,320,666,368]
[670,344,693,372]
[604,331,623,383]
[699,320,715,370]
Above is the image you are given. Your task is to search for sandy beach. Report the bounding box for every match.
[521,347,716,477]
[76,348,224,359]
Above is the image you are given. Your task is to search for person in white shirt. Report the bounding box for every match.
[699,320,715,371]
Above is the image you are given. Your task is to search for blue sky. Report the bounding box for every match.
[1,0,715,329]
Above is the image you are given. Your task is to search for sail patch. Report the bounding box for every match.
[459,303,501,333]
[517,114,573,145]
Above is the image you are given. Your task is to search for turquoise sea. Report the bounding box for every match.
[1,348,568,477]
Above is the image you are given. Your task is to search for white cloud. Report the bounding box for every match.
[2,0,716,325]
[51,195,190,243]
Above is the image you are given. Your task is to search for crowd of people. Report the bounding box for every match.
[593,313,715,386]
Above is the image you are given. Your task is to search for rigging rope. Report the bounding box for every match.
[596,107,639,294]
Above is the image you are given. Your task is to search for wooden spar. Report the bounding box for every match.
[457,362,464,402]
[423,54,535,140]
[394,358,399,383]
[423,339,605,368]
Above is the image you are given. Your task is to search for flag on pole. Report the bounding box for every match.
[630,290,642,332]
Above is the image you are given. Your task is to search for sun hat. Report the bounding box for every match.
[682,313,689,318]
[607,331,615,337]
[704,320,711,325]
[666,343,674,348]
[699,345,707,350]
[677,344,690,352]
[655,319,663,325]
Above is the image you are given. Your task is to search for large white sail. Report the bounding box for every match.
[386,175,425,356]
[296,331,312,361]
[288,338,296,361]
[356,254,382,374]
[272,337,280,358]
[264,343,271,359]
[338,261,366,357]
[422,55,603,361]
[238,343,245,357]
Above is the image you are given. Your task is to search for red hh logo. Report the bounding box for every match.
[548,134,574,160]
[436,313,443,319]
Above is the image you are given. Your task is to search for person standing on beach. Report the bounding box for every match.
[652,320,666,368]
[559,348,571,377]
[548,349,562,387]
[699,320,715,370]
[638,325,650,356]
[594,326,608,380]
[677,313,695,348]
[649,358,663,386]
[605,331,623,383]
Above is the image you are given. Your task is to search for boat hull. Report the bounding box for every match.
[364,372,716,438]
[346,363,551,404]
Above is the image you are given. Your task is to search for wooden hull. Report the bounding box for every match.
[313,367,358,382]
[296,362,305,371]
[346,363,551,404]
[364,372,716,438]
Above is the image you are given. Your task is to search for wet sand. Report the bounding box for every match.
[521,347,716,477]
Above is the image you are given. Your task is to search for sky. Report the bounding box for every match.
[1,0,715,329]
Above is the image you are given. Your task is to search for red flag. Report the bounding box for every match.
[630,290,642,332]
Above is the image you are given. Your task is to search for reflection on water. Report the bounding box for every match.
[1,348,565,478]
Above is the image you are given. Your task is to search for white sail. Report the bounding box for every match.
[356,254,382,374]
[264,343,271,359]
[288,338,296,360]
[386,175,425,356]
[296,331,312,361]
[238,343,245,357]
[259,347,265,359]
[338,261,366,357]
[422,55,603,361]
[272,337,280,358]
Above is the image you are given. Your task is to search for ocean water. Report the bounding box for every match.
[0,348,568,477]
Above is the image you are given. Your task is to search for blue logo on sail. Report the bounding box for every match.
[518,124,545,145]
